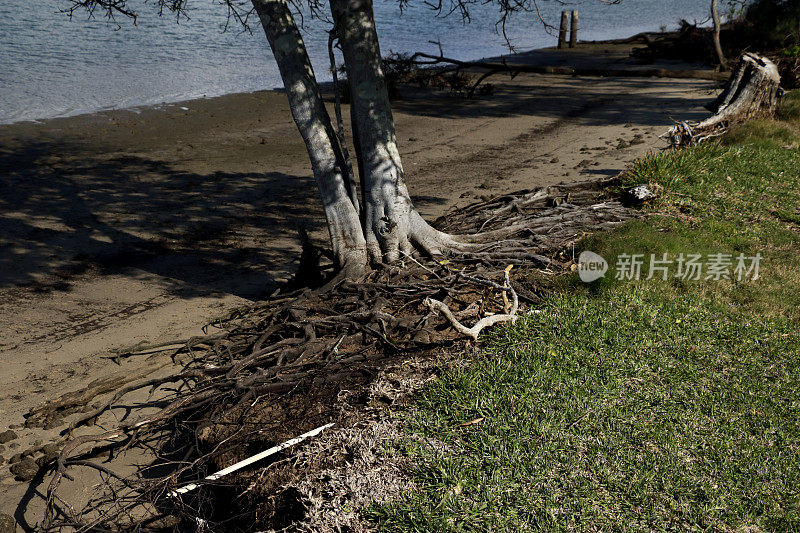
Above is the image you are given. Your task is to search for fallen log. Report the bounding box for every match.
[405,51,729,82]
[666,53,782,147]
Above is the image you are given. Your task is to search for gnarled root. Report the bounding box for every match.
[425,266,518,341]
[665,53,782,147]
[35,177,638,532]
[397,176,636,266]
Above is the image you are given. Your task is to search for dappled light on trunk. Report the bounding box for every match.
[253,0,367,274]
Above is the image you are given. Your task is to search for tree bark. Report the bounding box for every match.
[330,0,453,263]
[711,0,728,71]
[251,0,367,273]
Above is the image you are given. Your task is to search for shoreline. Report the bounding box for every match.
[0,46,721,522]
[1,40,723,127]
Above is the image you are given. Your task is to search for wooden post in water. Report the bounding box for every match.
[558,11,569,49]
[569,10,578,48]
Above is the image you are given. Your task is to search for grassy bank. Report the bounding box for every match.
[373,92,800,531]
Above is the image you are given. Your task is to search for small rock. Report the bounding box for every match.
[35,451,58,467]
[9,454,22,464]
[22,447,38,458]
[42,443,59,455]
[550,157,559,163]
[7,443,18,450]
[10,459,38,482]
[0,455,4,465]
[0,431,17,445]
[616,140,629,149]
[577,159,592,168]
[0,513,15,533]
[43,416,64,430]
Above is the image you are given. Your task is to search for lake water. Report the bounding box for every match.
[0,0,711,124]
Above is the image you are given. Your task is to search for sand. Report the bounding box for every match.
[0,43,720,525]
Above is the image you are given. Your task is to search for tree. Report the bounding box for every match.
[711,0,728,70]
[42,3,643,526]
[65,0,558,278]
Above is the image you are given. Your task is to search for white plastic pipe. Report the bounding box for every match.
[169,422,335,496]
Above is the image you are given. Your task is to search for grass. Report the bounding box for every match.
[372,92,800,531]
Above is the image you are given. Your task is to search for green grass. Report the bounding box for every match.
[777,90,800,124]
[373,93,800,531]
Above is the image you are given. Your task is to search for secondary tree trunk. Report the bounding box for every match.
[667,53,781,146]
[330,0,454,263]
[251,0,367,273]
[711,0,728,71]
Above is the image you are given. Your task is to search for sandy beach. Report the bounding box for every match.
[0,43,720,524]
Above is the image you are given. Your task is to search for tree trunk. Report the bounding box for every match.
[329,0,453,263]
[711,0,728,71]
[558,11,569,49]
[569,10,578,49]
[251,0,367,273]
[667,53,781,146]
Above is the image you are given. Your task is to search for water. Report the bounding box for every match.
[0,0,711,124]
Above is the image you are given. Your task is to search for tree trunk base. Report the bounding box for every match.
[666,53,782,147]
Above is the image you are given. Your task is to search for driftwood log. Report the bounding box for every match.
[404,51,729,83]
[666,53,782,147]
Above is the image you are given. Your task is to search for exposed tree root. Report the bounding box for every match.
[33,177,638,531]
[424,265,518,341]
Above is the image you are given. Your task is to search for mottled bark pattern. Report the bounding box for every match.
[252,0,367,271]
[330,0,451,263]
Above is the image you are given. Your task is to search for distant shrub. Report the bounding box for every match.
[744,0,800,49]
[781,45,800,58]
